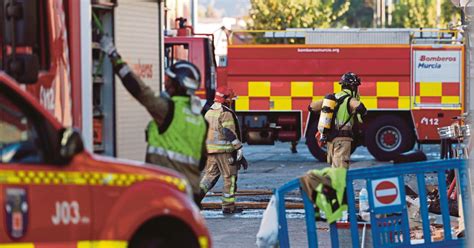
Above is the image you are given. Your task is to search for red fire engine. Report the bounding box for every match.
[0,0,210,246]
[214,29,465,161]
[165,24,465,161]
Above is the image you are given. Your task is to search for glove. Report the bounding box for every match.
[315,131,327,147]
[100,35,116,56]
[236,148,243,161]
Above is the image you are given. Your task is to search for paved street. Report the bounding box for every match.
[202,141,440,248]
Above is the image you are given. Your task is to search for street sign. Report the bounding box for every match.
[371,177,401,208]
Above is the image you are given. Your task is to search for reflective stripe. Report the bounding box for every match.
[0,241,127,248]
[205,111,220,117]
[199,236,210,248]
[78,240,128,248]
[221,120,234,127]
[0,244,34,248]
[0,170,187,192]
[206,144,233,151]
[148,146,199,165]
[222,197,236,203]
[231,139,241,146]
[222,176,237,203]
[206,140,232,145]
[118,65,131,78]
[230,175,236,195]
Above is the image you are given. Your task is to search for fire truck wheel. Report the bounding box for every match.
[305,115,358,162]
[365,115,415,161]
[129,217,200,248]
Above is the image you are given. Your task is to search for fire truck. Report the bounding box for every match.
[0,0,210,246]
[214,28,465,162]
[164,18,217,106]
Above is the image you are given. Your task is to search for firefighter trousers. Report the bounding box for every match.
[200,153,238,210]
[327,139,352,169]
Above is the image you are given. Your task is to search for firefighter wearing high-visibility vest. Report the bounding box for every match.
[199,86,247,214]
[308,72,367,168]
[100,36,207,204]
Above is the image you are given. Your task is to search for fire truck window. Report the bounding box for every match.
[164,44,189,69]
[0,91,44,164]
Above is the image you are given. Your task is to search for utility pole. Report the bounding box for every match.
[381,0,386,27]
[436,0,442,27]
[191,0,198,27]
[387,0,393,26]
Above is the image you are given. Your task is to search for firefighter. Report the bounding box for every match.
[100,36,207,204]
[199,86,247,214]
[308,72,367,168]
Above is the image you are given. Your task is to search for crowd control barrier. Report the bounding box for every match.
[276,159,470,247]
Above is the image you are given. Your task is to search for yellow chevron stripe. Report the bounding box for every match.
[0,170,187,192]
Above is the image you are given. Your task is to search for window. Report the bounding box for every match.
[164,43,189,68]
[0,91,44,163]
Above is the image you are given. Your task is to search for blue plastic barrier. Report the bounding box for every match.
[276,159,470,247]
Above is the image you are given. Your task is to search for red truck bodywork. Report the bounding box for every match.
[219,41,464,161]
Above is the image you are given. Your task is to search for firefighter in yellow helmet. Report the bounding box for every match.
[199,86,247,214]
[308,72,367,169]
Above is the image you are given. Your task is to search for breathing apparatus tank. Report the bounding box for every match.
[317,94,337,142]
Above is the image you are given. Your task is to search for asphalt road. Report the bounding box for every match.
[202,142,441,248]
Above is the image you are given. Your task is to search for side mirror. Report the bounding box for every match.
[58,128,84,164]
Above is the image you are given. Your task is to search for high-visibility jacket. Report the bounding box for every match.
[334,89,355,129]
[205,102,242,154]
[146,96,207,167]
[301,168,347,224]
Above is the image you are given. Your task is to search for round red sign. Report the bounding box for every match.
[374,181,398,205]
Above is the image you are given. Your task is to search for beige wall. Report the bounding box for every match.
[115,0,161,161]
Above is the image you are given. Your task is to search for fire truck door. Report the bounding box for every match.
[411,46,464,140]
[0,90,92,244]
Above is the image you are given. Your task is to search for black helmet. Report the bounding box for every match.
[165,61,201,94]
[339,72,361,89]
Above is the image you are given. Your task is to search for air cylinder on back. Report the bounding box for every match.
[317,94,337,136]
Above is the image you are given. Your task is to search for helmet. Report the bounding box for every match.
[165,61,201,94]
[339,72,361,88]
[214,86,236,103]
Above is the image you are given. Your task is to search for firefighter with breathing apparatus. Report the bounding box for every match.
[308,72,367,168]
[298,72,367,223]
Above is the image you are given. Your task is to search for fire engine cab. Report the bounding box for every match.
[0,0,210,247]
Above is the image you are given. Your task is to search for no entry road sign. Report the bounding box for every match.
[371,177,402,208]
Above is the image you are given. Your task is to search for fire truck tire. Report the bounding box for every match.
[306,115,358,162]
[129,217,200,248]
[365,115,415,161]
